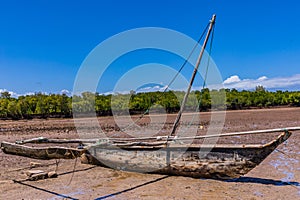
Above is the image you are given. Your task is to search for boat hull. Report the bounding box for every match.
[84,131,291,179]
[0,131,291,179]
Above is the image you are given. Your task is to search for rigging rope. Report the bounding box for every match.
[161,23,210,94]
[203,23,215,89]
[120,22,210,132]
[167,21,216,138]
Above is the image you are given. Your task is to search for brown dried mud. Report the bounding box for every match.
[0,107,299,199]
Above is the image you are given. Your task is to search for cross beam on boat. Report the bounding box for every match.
[12,126,300,145]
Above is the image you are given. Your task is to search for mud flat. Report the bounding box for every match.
[0,107,300,199]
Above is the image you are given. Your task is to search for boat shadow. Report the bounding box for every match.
[13,180,79,200]
[13,168,169,200]
[94,175,169,200]
[12,166,97,200]
[224,176,300,186]
[13,167,299,199]
[94,175,300,200]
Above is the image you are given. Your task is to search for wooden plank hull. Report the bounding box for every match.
[84,131,291,179]
[0,131,291,179]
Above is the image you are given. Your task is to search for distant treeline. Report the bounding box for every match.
[0,86,300,119]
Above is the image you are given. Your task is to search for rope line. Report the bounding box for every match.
[170,22,216,138]
[203,23,215,89]
[120,23,210,132]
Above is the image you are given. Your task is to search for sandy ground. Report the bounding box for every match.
[0,107,300,199]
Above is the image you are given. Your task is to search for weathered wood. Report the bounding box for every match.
[83,131,292,179]
[26,170,45,177]
[107,126,300,142]
[28,172,48,181]
[30,162,42,168]
[13,127,300,145]
[0,141,85,160]
[112,141,167,147]
[16,137,108,145]
[47,171,58,178]
[0,131,293,179]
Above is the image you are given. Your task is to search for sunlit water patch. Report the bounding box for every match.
[270,141,300,196]
[48,188,85,200]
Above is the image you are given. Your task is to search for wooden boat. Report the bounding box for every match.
[0,127,298,179]
[84,131,294,179]
[1,14,299,179]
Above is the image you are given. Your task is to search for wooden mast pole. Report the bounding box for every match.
[170,14,216,136]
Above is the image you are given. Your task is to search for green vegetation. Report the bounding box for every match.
[0,92,72,119]
[1,87,300,119]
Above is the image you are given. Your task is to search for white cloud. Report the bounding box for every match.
[136,84,168,93]
[1,74,299,98]
[103,84,172,95]
[223,74,300,90]
[223,75,241,84]
[257,76,268,81]
[0,89,71,98]
[0,89,18,98]
[60,89,72,96]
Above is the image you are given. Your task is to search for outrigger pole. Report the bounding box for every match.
[10,126,300,145]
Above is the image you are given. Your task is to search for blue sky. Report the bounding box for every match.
[1,0,300,95]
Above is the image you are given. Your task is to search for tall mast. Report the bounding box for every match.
[170,14,216,136]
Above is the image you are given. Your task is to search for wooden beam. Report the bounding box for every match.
[1,141,85,160]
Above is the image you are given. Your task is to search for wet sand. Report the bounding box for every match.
[0,107,299,199]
